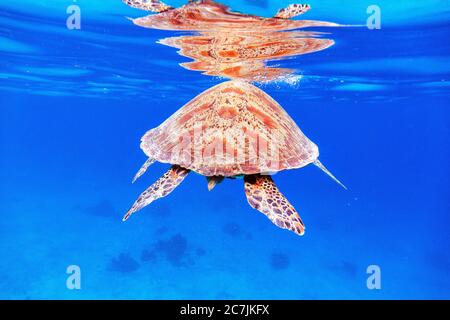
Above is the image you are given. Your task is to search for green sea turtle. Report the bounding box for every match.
[158,30,334,81]
[123,0,338,31]
[124,80,345,236]
[122,1,337,81]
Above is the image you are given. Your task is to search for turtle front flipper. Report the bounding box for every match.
[122,0,173,13]
[123,165,190,221]
[244,174,305,236]
[274,4,310,19]
[132,158,155,183]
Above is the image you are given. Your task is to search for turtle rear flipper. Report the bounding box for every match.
[274,4,310,19]
[123,165,190,221]
[244,174,305,236]
[123,0,173,13]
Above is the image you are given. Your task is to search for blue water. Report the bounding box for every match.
[1,0,449,300]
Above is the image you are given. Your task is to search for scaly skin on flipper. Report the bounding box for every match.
[274,4,310,19]
[244,174,305,236]
[123,0,173,13]
[123,165,190,221]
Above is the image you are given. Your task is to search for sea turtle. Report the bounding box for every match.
[159,31,334,81]
[124,80,345,236]
[122,0,337,81]
[123,0,339,31]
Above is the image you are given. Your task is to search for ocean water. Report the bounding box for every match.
[0,0,449,300]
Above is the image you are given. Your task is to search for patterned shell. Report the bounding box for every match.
[140,80,319,176]
[132,0,339,31]
[159,32,334,81]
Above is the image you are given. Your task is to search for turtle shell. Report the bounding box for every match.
[141,80,319,177]
[159,32,334,81]
[132,1,339,31]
